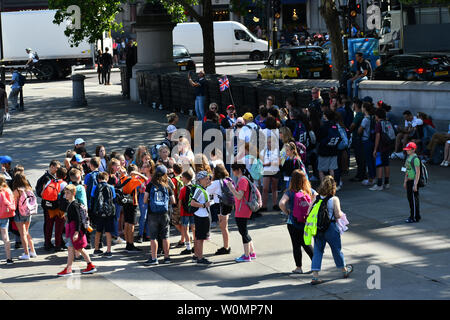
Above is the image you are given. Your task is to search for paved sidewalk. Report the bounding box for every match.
[0,73,449,300]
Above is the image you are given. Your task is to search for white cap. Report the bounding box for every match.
[74,138,85,145]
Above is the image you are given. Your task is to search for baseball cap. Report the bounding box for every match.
[236,117,245,125]
[242,112,254,122]
[74,138,85,145]
[227,105,235,110]
[155,165,167,176]
[0,156,12,164]
[167,125,177,134]
[72,154,83,163]
[403,142,417,151]
[196,171,209,181]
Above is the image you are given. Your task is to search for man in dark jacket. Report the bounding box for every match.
[102,47,113,85]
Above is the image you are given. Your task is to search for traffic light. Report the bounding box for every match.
[348,0,357,18]
[273,0,281,20]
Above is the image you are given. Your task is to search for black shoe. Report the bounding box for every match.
[197,258,212,266]
[130,245,142,252]
[163,257,171,264]
[15,242,22,249]
[272,205,280,211]
[103,252,113,259]
[6,259,14,265]
[180,248,192,255]
[143,236,151,242]
[44,243,54,251]
[405,218,415,223]
[192,255,198,262]
[135,236,143,243]
[175,241,185,248]
[215,247,231,255]
[93,249,104,256]
[54,247,64,252]
[85,244,92,250]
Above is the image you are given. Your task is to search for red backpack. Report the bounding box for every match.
[41,179,62,210]
[291,191,311,224]
[0,189,16,219]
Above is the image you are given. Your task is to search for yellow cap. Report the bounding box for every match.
[242,112,254,122]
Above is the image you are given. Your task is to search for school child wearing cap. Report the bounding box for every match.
[403,142,421,223]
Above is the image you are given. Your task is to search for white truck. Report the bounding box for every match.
[173,21,268,62]
[0,10,104,79]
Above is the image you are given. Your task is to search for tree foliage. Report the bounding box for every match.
[48,0,124,46]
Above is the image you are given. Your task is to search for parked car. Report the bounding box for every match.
[173,45,196,71]
[373,53,450,81]
[257,46,331,80]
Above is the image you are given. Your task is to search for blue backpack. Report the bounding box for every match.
[149,184,169,213]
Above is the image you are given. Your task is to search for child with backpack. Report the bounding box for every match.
[317,110,341,183]
[307,175,353,285]
[206,164,233,256]
[281,142,307,191]
[144,165,175,265]
[35,160,61,251]
[12,173,38,260]
[170,164,185,247]
[57,184,96,277]
[178,170,195,255]
[370,108,393,191]
[91,172,116,258]
[226,164,260,263]
[84,157,101,249]
[279,169,315,274]
[42,167,67,253]
[189,171,213,265]
[0,176,15,264]
[403,142,422,223]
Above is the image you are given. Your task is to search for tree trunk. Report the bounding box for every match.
[320,0,345,80]
[200,0,216,74]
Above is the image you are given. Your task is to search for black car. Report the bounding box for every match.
[173,45,196,72]
[374,53,450,81]
[257,46,331,80]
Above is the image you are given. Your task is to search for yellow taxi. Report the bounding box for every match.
[257,46,331,80]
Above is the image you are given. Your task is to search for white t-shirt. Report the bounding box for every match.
[239,122,258,143]
[260,148,280,175]
[29,52,38,63]
[404,116,423,128]
[99,158,107,172]
[206,180,223,203]
[192,186,210,217]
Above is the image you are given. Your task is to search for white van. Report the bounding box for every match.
[173,21,268,62]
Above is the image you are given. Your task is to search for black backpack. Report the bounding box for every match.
[93,183,115,218]
[316,196,333,234]
[181,185,193,213]
[318,122,341,157]
[114,178,133,206]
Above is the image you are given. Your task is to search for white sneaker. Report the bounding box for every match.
[361,179,374,186]
[114,237,125,245]
[369,185,383,191]
[19,254,30,260]
[440,160,446,166]
[29,252,37,258]
[384,183,390,190]
[444,161,449,167]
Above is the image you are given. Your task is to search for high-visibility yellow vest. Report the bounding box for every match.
[303,198,324,245]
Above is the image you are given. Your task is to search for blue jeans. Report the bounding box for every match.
[363,139,376,179]
[112,203,122,237]
[195,95,205,121]
[422,125,436,147]
[347,76,368,98]
[138,192,149,236]
[311,222,345,271]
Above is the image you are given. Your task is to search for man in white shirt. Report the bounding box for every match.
[25,48,39,68]
[239,112,259,144]
[391,110,424,159]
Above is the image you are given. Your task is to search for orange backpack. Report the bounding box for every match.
[41,179,62,210]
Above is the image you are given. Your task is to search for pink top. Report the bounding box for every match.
[234,177,252,219]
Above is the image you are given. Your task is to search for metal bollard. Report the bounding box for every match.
[71,74,87,107]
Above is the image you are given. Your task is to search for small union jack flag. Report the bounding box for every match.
[219,75,230,92]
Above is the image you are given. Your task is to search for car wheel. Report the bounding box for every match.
[284,76,290,79]
[257,74,262,80]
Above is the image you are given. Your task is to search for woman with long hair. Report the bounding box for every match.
[134,145,149,168]
[12,173,37,260]
[95,145,109,172]
[206,164,233,255]
[281,142,306,190]
[308,175,353,285]
[193,153,212,175]
[225,163,256,262]
[279,170,315,274]
[174,137,194,173]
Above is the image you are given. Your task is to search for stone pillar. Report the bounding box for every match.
[129,3,179,102]
[71,74,87,107]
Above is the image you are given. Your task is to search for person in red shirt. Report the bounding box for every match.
[226,163,256,263]
[203,102,225,125]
